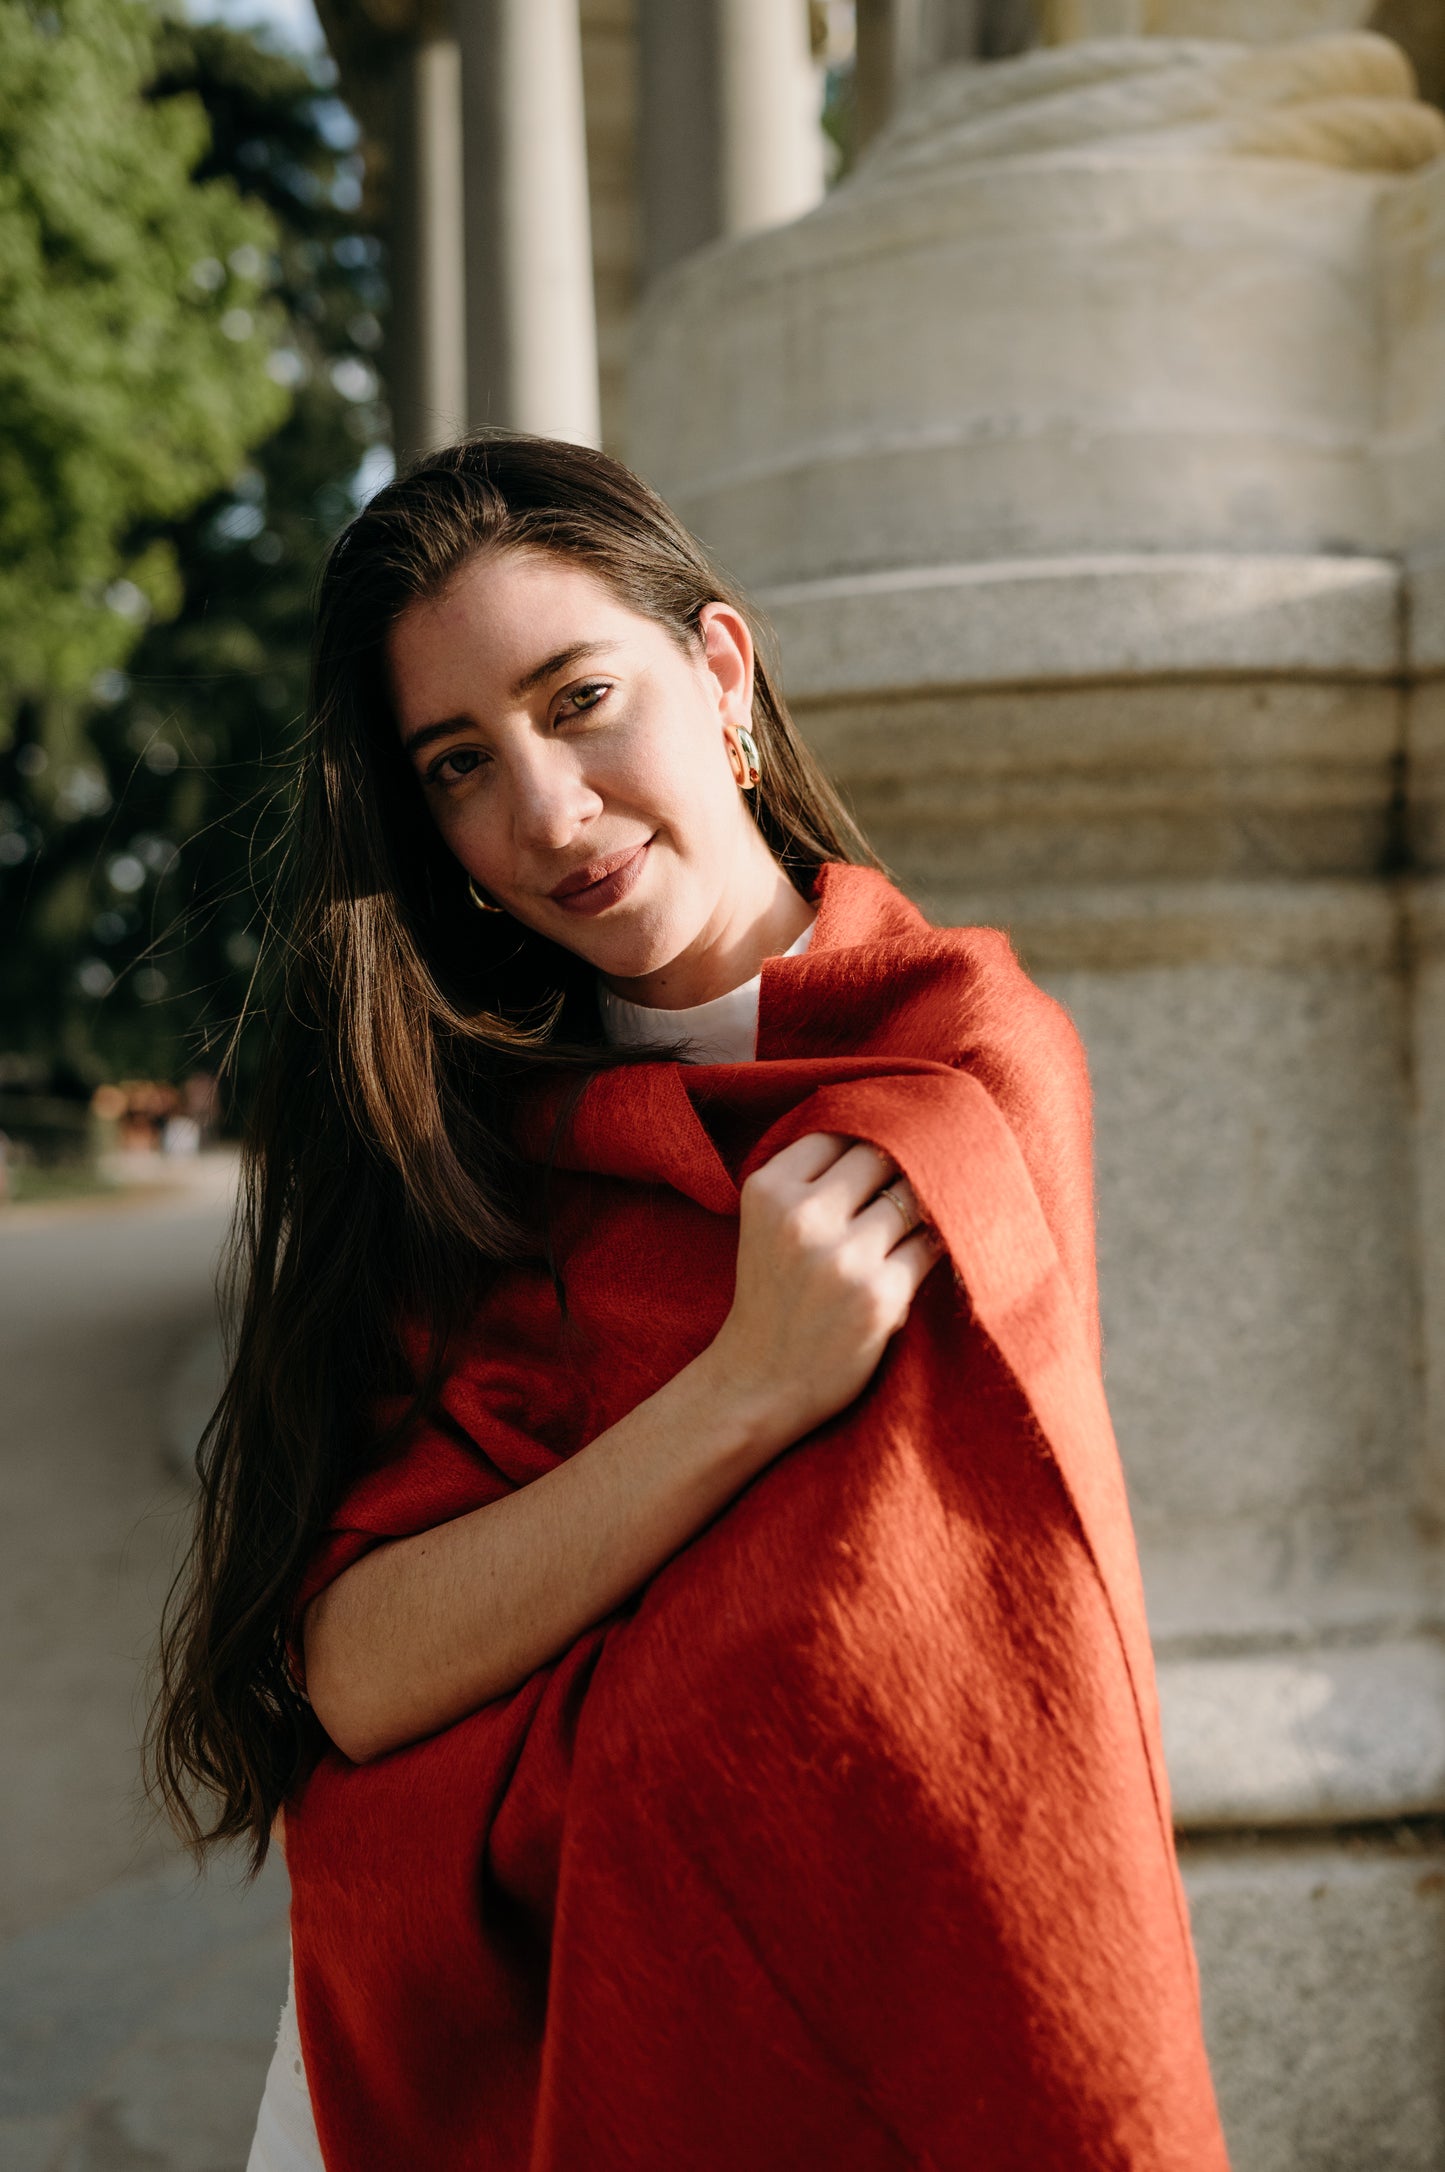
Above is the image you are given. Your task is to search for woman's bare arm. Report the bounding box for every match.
[303,1133,942,1762]
[304,1349,778,1762]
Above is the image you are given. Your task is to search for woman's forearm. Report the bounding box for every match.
[302,1348,779,1763]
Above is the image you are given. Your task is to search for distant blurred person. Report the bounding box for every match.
[151,438,1227,2172]
[181,1070,221,1144]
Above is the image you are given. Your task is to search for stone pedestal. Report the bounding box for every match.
[631,21,1445,2167]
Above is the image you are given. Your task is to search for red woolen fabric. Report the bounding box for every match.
[285,861,1229,2172]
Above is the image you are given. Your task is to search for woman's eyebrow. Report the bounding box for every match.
[511,639,619,698]
[402,715,472,758]
[402,641,622,758]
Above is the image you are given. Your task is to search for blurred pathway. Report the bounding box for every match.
[0,1171,289,2171]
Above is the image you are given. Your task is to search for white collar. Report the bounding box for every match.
[597,918,816,1065]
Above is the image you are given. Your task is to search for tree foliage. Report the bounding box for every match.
[0,9,388,1096]
[0,0,289,696]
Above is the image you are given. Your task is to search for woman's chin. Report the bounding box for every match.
[547,890,700,987]
[576,931,681,987]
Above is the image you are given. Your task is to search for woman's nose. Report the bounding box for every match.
[508,742,602,852]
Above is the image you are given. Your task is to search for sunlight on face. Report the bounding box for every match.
[388,549,798,1003]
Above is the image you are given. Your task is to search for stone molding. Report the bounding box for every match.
[760,553,1404,693]
[910,878,1403,971]
[1046,0,1377,40]
[633,42,1445,582]
[872,31,1442,177]
[1407,550,1445,676]
[1160,1636,1445,1829]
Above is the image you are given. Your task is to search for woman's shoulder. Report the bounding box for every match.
[806,862,1086,1078]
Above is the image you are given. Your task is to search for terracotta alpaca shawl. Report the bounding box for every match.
[285,861,1229,2171]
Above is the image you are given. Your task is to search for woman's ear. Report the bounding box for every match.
[696,602,755,733]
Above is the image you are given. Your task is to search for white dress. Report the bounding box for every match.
[246,919,816,2169]
[247,1951,324,2172]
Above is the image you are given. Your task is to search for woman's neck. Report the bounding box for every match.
[599,852,816,1012]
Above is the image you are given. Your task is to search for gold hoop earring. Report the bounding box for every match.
[467,876,505,914]
[735,725,762,792]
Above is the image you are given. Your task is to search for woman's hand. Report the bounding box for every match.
[699,1132,944,1463]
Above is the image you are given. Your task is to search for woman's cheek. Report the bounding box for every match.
[444,798,503,884]
[614,735,715,843]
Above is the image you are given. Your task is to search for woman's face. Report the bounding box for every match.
[388,548,788,995]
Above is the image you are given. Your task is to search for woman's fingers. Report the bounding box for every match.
[762,1130,855,1184]
[759,1136,940,1268]
[756,1129,925,1233]
[815,1139,898,1217]
[890,1222,948,1295]
[856,1175,925,1250]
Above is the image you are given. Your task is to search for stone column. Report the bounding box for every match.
[637,0,824,285]
[855,0,1035,146]
[636,0,718,284]
[1386,162,1445,1528]
[854,0,921,147]
[388,31,468,461]
[630,17,1445,2166]
[1375,0,1445,107]
[456,0,601,444]
[578,0,639,455]
[716,0,825,241]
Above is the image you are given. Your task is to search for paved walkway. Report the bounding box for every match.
[0,1169,289,2171]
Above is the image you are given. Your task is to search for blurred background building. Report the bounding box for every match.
[4,2,1445,2168]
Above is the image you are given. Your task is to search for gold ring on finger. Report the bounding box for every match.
[880,1183,914,1229]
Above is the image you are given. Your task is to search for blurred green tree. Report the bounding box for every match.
[0,0,286,696]
[0,7,387,1099]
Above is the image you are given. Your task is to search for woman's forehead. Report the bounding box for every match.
[406,552,638,650]
[436,547,607,620]
[386,552,660,723]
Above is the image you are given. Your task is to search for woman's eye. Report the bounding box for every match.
[428,746,486,787]
[563,681,611,716]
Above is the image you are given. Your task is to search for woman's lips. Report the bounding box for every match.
[549,839,651,916]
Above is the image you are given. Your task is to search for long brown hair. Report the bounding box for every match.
[148,433,879,1870]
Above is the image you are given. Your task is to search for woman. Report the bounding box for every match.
[152,436,1228,2171]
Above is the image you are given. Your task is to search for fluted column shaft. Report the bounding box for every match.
[855,0,1035,148]
[456,0,601,444]
[717,0,826,239]
[388,31,468,461]
[637,0,824,287]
